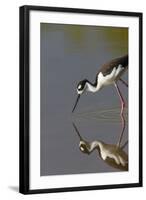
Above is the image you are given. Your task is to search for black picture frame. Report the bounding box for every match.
[19,5,143,194]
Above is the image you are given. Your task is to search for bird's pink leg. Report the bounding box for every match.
[119,78,128,87]
[114,82,125,116]
[114,82,126,147]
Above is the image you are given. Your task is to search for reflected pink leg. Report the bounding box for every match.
[114,82,126,147]
[117,112,126,147]
[121,140,128,150]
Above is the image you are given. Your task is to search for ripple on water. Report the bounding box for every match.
[74,106,128,123]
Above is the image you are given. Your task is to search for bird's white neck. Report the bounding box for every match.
[86,81,101,93]
[89,141,103,152]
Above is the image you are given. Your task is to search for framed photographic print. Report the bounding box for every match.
[19,5,143,194]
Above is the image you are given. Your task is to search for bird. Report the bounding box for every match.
[72,123,128,171]
[72,54,128,114]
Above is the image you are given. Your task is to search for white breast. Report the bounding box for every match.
[86,65,124,93]
[98,64,124,88]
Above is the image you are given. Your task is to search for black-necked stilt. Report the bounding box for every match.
[72,123,128,171]
[72,54,128,114]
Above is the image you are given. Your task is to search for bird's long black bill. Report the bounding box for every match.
[72,123,83,140]
[72,94,80,113]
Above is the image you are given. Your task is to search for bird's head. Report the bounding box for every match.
[72,123,90,155]
[77,79,88,94]
[79,140,90,155]
[72,79,88,113]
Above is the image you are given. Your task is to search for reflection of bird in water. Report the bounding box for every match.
[72,54,128,114]
[73,123,128,171]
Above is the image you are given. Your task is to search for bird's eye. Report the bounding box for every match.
[79,143,89,154]
[80,146,85,152]
[78,85,82,89]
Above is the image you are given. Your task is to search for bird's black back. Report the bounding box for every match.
[98,54,128,76]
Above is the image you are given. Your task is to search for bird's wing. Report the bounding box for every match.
[105,156,128,171]
[97,54,128,76]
